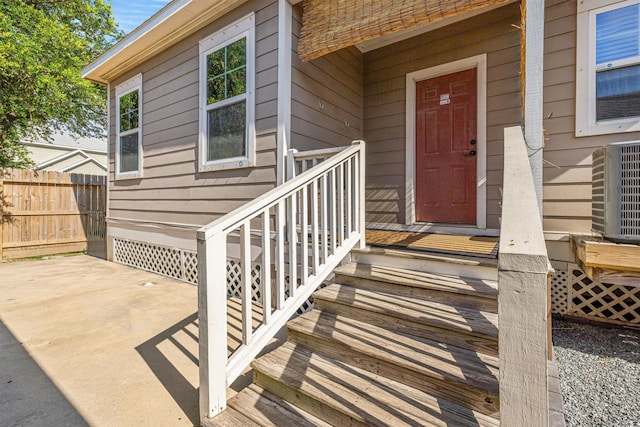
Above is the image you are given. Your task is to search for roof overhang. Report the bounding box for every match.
[82,0,248,84]
[297,0,512,61]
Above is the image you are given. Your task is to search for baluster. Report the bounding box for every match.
[288,191,298,297]
[275,200,285,309]
[337,162,344,246]
[240,223,252,345]
[346,156,353,236]
[311,178,319,274]
[330,168,337,254]
[301,185,309,286]
[261,208,271,325]
[321,174,328,264]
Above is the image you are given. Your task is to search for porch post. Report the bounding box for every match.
[523,0,545,216]
[276,0,292,185]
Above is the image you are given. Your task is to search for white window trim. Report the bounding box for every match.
[115,74,143,179]
[576,0,640,137]
[405,54,488,230]
[198,13,256,172]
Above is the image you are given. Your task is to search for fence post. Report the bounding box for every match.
[197,230,228,420]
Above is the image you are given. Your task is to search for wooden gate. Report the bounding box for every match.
[0,169,106,260]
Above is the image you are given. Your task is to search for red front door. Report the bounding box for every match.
[415,68,477,224]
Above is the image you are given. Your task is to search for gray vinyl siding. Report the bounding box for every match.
[542,0,640,233]
[362,3,522,228]
[290,5,364,152]
[107,0,278,226]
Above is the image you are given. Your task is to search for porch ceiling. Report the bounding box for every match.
[298,0,511,61]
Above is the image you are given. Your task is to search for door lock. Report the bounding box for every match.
[464,150,477,157]
[470,139,477,145]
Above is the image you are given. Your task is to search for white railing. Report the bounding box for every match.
[498,126,551,426]
[287,146,346,180]
[197,140,366,420]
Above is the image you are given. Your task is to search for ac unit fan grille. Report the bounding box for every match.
[621,144,640,236]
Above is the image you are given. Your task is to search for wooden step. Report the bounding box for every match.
[352,246,498,281]
[216,384,332,427]
[252,342,500,427]
[313,284,499,356]
[334,262,498,312]
[287,309,500,417]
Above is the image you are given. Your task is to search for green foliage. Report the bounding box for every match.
[0,0,121,168]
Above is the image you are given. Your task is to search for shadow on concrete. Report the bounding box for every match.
[135,312,200,426]
[0,319,88,427]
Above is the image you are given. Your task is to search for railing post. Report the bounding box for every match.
[197,231,228,420]
[499,126,549,426]
[286,148,298,181]
[353,140,366,249]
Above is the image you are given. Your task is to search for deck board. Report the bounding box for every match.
[366,229,499,258]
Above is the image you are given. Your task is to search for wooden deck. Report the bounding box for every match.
[366,229,499,258]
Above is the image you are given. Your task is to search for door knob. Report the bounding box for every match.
[464,150,477,157]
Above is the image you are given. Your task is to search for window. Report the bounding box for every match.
[576,0,640,136]
[115,74,142,178]
[199,14,255,171]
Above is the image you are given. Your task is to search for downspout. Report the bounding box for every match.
[524,0,545,216]
[276,0,292,184]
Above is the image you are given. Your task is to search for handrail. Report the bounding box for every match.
[498,126,550,426]
[199,143,361,239]
[287,146,346,180]
[197,140,366,421]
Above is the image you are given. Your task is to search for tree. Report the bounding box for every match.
[0,0,121,168]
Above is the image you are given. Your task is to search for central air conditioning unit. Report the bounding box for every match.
[592,141,640,243]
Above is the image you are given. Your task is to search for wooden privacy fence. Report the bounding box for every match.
[0,169,106,260]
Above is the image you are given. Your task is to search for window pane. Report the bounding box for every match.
[119,90,139,132]
[227,68,246,98]
[120,133,139,173]
[227,38,246,70]
[205,37,246,106]
[207,48,225,78]
[207,75,225,104]
[596,64,640,121]
[207,100,246,161]
[596,4,640,64]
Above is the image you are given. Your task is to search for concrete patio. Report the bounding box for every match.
[0,254,275,426]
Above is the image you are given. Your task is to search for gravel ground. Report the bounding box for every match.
[553,317,640,427]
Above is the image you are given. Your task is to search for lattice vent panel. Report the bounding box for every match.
[114,238,186,282]
[569,266,640,324]
[227,260,262,304]
[113,238,262,302]
[296,282,328,315]
[550,269,569,315]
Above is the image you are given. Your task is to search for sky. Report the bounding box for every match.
[110,0,172,34]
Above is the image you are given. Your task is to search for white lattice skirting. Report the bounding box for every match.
[550,264,640,324]
[112,237,316,314]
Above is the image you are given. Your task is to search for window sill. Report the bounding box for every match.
[576,117,640,137]
[115,171,142,180]
[199,157,253,172]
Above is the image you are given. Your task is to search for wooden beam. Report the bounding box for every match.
[572,235,640,274]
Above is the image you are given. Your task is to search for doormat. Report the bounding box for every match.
[365,229,499,259]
